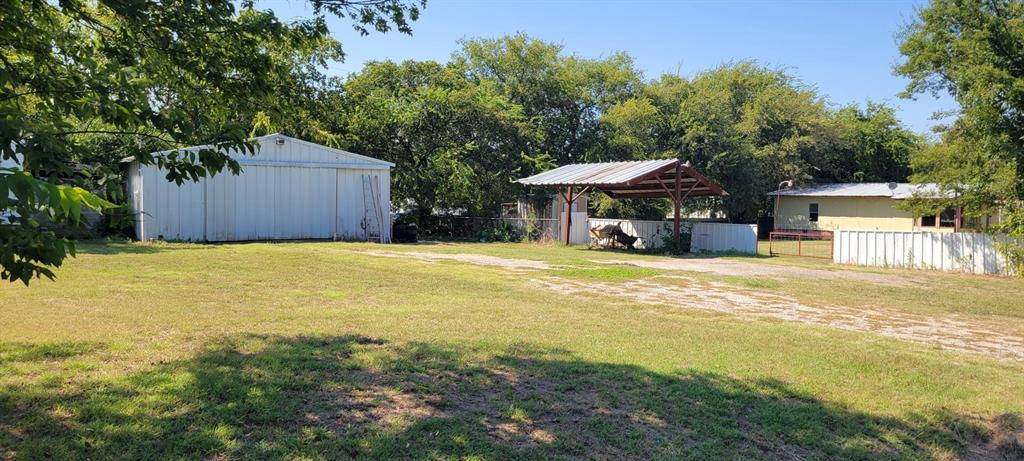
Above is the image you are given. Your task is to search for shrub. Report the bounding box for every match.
[479,220,522,243]
[659,227,692,255]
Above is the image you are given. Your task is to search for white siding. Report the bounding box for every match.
[131,135,391,242]
[336,168,391,241]
[140,164,205,241]
[834,230,1019,276]
[1,155,20,223]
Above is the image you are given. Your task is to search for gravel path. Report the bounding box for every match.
[594,258,926,286]
[531,275,1024,361]
[352,250,553,271]
[348,248,1021,360]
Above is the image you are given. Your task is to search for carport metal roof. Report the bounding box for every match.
[516,159,727,199]
[517,159,728,244]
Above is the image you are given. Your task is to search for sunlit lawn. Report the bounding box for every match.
[1,241,1022,460]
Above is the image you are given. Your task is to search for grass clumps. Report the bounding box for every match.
[549,264,661,281]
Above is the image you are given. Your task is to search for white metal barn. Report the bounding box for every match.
[126,134,392,242]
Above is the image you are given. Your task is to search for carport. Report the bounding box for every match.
[516,159,728,244]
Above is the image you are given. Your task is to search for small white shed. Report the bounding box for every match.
[126,134,392,242]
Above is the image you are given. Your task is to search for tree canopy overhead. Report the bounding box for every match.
[896,0,1024,243]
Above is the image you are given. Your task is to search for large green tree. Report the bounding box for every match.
[822,103,920,183]
[896,0,1024,242]
[0,0,422,283]
[456,34,643,165]
[596,64,920,222]
[340,60,541,218]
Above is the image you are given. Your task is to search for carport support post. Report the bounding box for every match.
[563,185,574,245]
[673,162,681,245]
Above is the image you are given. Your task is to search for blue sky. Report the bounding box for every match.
[268,0,954,135]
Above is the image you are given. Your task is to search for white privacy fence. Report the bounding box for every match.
[587,219,757,254]
[587,218,680,249]
[564,212,590,245]
[691,223,758,254]
[833,230,1020,276]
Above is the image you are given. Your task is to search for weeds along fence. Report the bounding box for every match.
[416,216,560,242]
[769,231,834,259]
[414,215,759,253]
[833,230,1021,276]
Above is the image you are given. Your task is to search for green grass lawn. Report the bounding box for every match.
[2,241,1023,460]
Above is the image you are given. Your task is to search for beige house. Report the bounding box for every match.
[769,183,994,233]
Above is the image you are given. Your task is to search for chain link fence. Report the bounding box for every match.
[413,216,560,243]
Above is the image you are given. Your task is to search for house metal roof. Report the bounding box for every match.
[767,182,945,199]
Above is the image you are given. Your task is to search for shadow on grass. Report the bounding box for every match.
[75,239,448,256]
[73,240,212,255]
[0,342,97,364]
[0,335,1007,460]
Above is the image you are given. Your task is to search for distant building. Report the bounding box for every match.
[768,183,1000,233]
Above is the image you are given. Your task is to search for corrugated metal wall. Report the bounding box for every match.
[131,135,392,242]
[833,230,1019,275]
[139,162,205,241]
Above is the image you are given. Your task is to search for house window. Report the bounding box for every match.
[939,207,957,228]
[919,207,960,228]
[808,203,819,222]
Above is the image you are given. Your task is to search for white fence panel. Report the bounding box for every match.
[588,218,674,249]
[834,230,1019,276]
[692,223,758,254]
[564,212,590,245]
[587,219,758,253]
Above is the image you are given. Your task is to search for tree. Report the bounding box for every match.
[0,0,423,283]
[896,0,1024,243]
[597,64,921,222]
[455,34,643,165]
[822,103,919,183]
[339,60,541,218]
[661,63,832,222]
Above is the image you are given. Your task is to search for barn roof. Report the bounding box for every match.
[767,182,946,200]
[516,159,727,199]
[121,134,394,168]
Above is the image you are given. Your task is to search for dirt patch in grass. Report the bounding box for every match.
[290,339,1001,459]
[348,247,1024,360]
[595,258,925,286]
[961,413,1024,461]
[530,275,1024,361]
[353,248,920,287]
[352,250,552,271]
